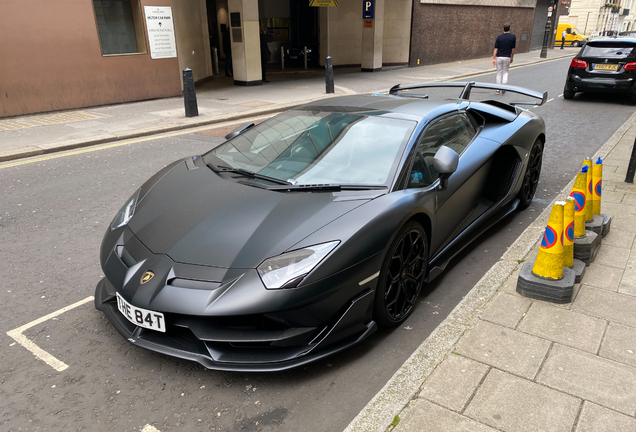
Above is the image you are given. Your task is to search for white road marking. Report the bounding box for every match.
[547,98,555,103]
[559,94,564,97]
[142,425,161,432]
[6,296,94,372]
[334,85,356,95]
[358,271,380,286]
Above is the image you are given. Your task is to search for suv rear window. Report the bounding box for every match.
[581,43,636,59]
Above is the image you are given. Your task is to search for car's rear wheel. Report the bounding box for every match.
[373,221,428,327]
[573,41,581,47]
[563,88,575,99]
[517,138,543,210]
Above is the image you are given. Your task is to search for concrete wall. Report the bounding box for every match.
[319,0,411,67]
[410,3,535,67]
[0,0,182,118]
[173,0,213,83]
[383,0,412,65]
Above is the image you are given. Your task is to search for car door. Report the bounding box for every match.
[416,112,482,257]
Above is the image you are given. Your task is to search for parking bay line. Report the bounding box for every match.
[6,296,94,372]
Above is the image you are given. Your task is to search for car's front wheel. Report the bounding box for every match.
[573,41,581,47]
[373,221,428,327]
[563,88,575,99]
[517,138,543,210]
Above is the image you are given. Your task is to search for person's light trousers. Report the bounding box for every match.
[496,56,511,85]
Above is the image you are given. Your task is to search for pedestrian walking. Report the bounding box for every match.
[260,28,273,83]
[492,23,516,94]
[561,29,567,49]
[222,24,233,78]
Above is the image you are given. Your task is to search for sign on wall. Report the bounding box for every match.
[363,0,375,19]
[144,6,177,59]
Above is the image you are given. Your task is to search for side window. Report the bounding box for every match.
[418,114,476,181]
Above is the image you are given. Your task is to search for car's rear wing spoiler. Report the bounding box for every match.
[388,81,548,106]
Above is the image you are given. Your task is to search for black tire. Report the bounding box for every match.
[517,138,543,210]
[573,41,581,47]
[563,88,575,100]
[373,221,428,327]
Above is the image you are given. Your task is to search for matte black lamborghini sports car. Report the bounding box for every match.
[95,82,547,371]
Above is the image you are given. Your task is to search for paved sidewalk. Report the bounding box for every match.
[345,112,636,432]
[0,48,576,162]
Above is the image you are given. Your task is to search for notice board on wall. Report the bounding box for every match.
[145,6,177,59]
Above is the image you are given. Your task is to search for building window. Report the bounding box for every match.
[93,0,146,55]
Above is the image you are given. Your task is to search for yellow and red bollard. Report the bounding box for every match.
[518,202,575,303]
[592,157,613,237]
[570,166,588,239]
[532,202,565,280]
[563,196,586,282]
[571,165,601,266]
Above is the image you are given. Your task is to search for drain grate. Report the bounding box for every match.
[29,111,102,125]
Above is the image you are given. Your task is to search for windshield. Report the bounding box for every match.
[582,43,636,58]
[203,110,416,186]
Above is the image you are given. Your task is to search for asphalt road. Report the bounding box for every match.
[1,57,635,432]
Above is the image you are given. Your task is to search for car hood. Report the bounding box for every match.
[127,160,372,268]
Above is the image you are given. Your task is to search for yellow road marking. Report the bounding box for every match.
[0,114,274,170]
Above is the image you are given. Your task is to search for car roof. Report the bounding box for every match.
[298,94,462,121]
[587,37,636,44]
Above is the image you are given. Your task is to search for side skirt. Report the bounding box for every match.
[425,198,519,283]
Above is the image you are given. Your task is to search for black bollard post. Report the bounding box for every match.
[626,136,636,183]
[183,68,199,118]
[325,56,334,94]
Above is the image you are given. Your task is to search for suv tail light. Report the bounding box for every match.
[570,58,587,68]
[624,62,636,70]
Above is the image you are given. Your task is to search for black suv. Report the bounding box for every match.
[564,38,636,101]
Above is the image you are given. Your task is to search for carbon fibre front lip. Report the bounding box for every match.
[94,278,377,371]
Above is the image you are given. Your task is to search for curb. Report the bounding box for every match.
[343,109,636,432]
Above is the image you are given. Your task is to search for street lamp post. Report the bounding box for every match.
[541,0,559,58]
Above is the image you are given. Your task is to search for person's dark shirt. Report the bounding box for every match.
[495,33,516,58]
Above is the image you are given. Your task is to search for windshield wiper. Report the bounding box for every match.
[265,184,388,192]
[210,164,291,185]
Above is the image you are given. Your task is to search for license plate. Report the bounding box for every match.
[594,64,618,71]
[116,293,165,332]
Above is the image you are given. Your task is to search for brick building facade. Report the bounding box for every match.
[410,0,536,67]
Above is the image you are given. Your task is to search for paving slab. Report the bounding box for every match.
[480,292,531,328]
[620,254,636,297]
[573,286,636,327]
[454,320,551,380]
[599,323,636,368]
[593,245,630,269]
[580,262,623,292]
[576,402,636,432]
[464,369,580,432]
[517,302,606,354]
[600,229,635,250]
[418,354,489,412]
[537,344,636,415]
[395,399,497,432]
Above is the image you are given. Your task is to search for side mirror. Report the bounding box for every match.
[433,146,459,190]
[224,122,255,140]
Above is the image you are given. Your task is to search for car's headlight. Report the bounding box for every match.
[110,189,140,231]
[257,241,340,289]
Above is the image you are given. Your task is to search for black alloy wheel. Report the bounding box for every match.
[517,139,543,210]
[374,221,428,327]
